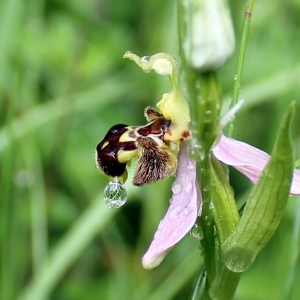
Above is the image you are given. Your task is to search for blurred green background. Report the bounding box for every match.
[0,0,300,299]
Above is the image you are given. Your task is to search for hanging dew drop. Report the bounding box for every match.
[190,223,203,240]
[103,177,127,209]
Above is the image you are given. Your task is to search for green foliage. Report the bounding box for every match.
[210,156,240,244]
[222,104,295,273]
[0,0,300,300]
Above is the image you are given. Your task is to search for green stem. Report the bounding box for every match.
[198,155,215,285]
[181,68,221,296]
[228,0,254,137]
[281,199,300,299]
[182,69,221,291]
[210,266,242,300]
[187,71,222,153]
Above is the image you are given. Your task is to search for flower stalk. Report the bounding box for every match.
[181,69,222,289]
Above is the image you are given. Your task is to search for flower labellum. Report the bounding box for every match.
[95,110,178,187]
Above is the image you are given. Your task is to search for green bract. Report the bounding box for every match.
[221,103,295,272]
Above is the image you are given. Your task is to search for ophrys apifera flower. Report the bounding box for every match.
[95,52,300,269]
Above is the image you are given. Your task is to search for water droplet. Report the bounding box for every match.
[234,74,238,80]
[103,177,127,209]
[188,161,195,170]
[190,120,199,131]
[168,205,180,220]
[204,110,214,122]
[141,56,150,62]
[188,139,204,162]
[179,221,186,228]
[172,183,182,194]
[203,185,210,192]
[200,249,205,257]
[190,223,203,240]
[184,182,192,193]
[184,207,190,215]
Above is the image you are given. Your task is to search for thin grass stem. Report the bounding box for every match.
[227,0,254,137]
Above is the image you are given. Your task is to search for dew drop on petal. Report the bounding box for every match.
[172,183,182,194]
[187,161,195,170]
[168,205,180,220]
[184,207,190,215]
[103,177,127,209]
[184,182,192,193]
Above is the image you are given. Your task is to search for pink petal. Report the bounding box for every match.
[142,141,200,269]
[213,134,300,195]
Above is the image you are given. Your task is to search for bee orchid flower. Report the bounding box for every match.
[95,52,300,270]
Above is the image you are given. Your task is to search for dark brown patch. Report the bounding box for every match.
[245,11,251,19]
[182,130,191,139]
[163,140,170,147]
[133,137,177,186]
[137,118,171,137]
[96,124,137,177]
[145,107,163,121]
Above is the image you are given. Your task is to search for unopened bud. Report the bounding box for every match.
[179,0,235,71]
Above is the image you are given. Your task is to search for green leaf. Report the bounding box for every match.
[209,157,241,300]
[221,102,295,272]
[210,155,240,244]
